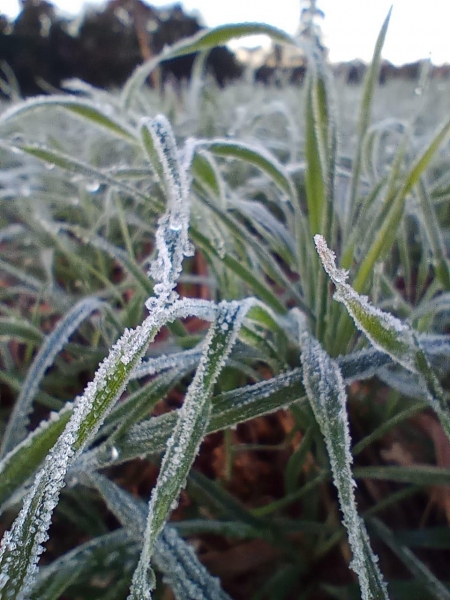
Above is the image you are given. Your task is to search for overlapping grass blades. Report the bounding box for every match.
[128,300,252,600]
[0,113,212,598]
[91,473,232,600]
[1,10,450,600]
[0,296,104,457]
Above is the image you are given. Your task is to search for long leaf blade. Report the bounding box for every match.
[301,333,389,600]
[129,299,252,600]
[315,234,450,441]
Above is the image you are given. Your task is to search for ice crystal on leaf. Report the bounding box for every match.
[301,333,388,600]
[314,234,450,442]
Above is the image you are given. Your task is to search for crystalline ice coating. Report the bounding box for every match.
[127,300,253,600]
[301,334,388,600]
[0,297,104,459]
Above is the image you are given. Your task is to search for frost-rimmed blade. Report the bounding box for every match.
[75,333,450,473]
[90,473,231,600]
[128,299,253,600]
[30,529,136,600]
[315,234,450,440]
[122,23,296,107]
[72,366,306,474]
[0,403,72,515]
[200,139,296,200]
[352,115,450,294]
[301,333,389,600]
[0,96,136,142]
[143,115,194,304]
[0,298,216,599]
[0,296,104,458]
[10,144,151,206]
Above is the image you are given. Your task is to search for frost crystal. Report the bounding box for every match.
[301,333,388,600]
[142,115,196,311]
[314,235,450,441]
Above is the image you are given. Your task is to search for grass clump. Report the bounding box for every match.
[1,13,450,600]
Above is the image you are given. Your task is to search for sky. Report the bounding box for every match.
[2,0,450,66]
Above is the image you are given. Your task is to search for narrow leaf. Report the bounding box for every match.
[129,300,252,600]
[301,333,389,600]
[1,297,104,458]
[91,474,231,600]
[315,234,450,441]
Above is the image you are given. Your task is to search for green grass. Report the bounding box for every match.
[1,14,450,600]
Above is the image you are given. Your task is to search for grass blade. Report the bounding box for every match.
[202,139,296,199]
[122,23,296,107]
[0,96,135,142]
[128,299,252,600]
[315,234,450,441]
[1,297,104,458]
[347,8,392,227]
[301,333,389,600]
[91,473,231,600]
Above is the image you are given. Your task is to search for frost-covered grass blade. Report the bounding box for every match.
[90,473,232,600]
[1,297,104,458]
[315,234,450,441]
[301,332,389,600]
[129,299,253,600]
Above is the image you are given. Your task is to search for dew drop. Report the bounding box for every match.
[85,180,100,193]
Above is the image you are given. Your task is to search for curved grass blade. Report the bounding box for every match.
[0,298,215,599]
[0,96,136,142]
[122,23,296,107]
[202,139,296,200]
[301,333,389,600]
[0,297,104,458]
[0,257,45,292]
[11,144,151,206]
[0,318,43,345]
[128,299,253,600]
[315,234,450,441]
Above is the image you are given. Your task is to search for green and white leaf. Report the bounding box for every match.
[301,332,389,600]
[314,234,450,441]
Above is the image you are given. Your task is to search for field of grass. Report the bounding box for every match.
[1,17,450,600]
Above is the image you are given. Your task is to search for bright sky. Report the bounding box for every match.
[2,0,450,66]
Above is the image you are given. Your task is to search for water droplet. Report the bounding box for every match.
[85,180,100,193]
